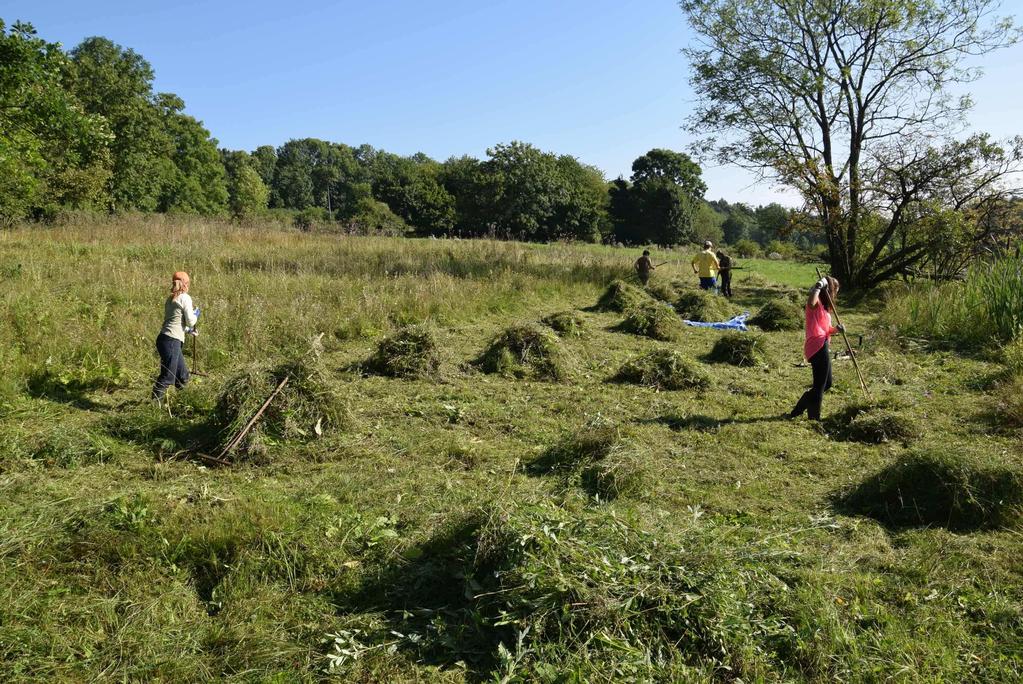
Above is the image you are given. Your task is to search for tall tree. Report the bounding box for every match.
[222,150,269,219]
[681,0,1022,289]
[609,149,707,245]
[155,94,227,214]
[0,21,111,222]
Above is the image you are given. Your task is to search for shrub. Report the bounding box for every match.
[612,349,711,391]
[594,279,648,312]
[1002,337,1023,375]
[826,399,919,444]
[835,449,1023,531]
[733,238,761,258]
[541,311,586,337]
[475,325,568,381]
[750,298,803,331]
[368,324,441,378]
[213,352,350,457]
[615,302,683,341]
[706,333,769,367]
[674,290,735,322]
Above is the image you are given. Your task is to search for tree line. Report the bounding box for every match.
[1,20,812,252]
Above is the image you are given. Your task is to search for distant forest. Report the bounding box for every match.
[1,20,818,253]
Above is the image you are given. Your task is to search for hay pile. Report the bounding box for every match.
[541,311,587,337]
[368,324,440,378]
[706,333,769,367]
[213,353,350,458]
[836,449,1023,530]
[475,325,568,381]
[750,298,803,331]
[616,302,683,341]
[612,349,711,391]
[646,279,686,304]
[595,279,648,312]
[526,421,647,501]
[674,290,735,322]
[827,399,919,444]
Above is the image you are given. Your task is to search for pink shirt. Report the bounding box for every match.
[804,303,836,360]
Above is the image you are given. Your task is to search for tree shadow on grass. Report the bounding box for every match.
[327,514,513,681]
[638,413,787,433]
[26,370,111,411]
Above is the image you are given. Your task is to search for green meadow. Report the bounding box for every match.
[1,218,1021,682]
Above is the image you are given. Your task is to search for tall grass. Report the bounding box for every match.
[880,256,1023,351]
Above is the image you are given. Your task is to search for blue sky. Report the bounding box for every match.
[5,0,1023,206]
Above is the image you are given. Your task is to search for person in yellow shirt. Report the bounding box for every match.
[691,240,720,291]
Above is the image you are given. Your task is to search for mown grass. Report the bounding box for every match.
[1,217,1021,681]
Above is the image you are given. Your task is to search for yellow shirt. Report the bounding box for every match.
[691,250,720,278]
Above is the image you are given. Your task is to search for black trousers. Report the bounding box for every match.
[720,271,732,297]
[153,333,189,399]
[638,271,650,286]
[791,343,832,420]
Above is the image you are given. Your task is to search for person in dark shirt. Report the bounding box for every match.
[634,250,655,286]
[716,250,733,297]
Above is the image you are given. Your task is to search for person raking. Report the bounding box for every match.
[691,241,720,291]
[716,249,733,297]
[634,250,655,286]
[153,271,199,403]
[789,275,843,421]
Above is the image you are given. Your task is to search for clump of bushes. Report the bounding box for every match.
[595,279,648,312]
[367,324,440,378]
[750,298,803,331]
[542,311,586,337]
[826,398,919,444]
[213,353,350,457]
[674,290,735,322]
[706,333,769,367]
[612,349,711,391]
[835,448,1023,531]
[475,325,568,381]
[615,302,683,341]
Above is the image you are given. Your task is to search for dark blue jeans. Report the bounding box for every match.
[699,277,716,290]
[153,334,189,399]
[791,343,832,420]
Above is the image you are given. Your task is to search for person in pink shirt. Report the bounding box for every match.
[789,275,843,420]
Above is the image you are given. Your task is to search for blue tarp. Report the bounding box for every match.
[682,312,751,332]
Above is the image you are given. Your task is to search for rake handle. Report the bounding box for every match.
[816,267,870,398]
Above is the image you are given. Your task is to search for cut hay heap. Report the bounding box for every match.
[750,297,803,331]
[674,290,735,322]
[213,352,349,458]
[595,279,648,312]
[616,302,683,341]
[612,349,711,391]
[541,310,587,337]
[836,449,1023,531]
[368,324,441,378]
[645,279,686,304]
[706,332,769,367]
[826,398,919,444]
[475,324,568,381]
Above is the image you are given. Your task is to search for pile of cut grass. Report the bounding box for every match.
[674,290,735,322]
[541,310,586,337]
[750,298,803,331]
[705,333,769,367]
[213,352,350,458]
[526,420,621,476]
[594,279,649,312]
[645,279,687,304]
[367,324,441,378]
[826,398,919,444]
[615,302,683,341]
[835,448,1023,530]
[992,374,1023,428]
[475,324,568,381]
[612,349,711,391]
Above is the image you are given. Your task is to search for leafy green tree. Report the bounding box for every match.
[222,150,269,218]
[370,152,455,235]
[67,36,172,211]
[0,21,111,222]
[610,149,706,245]
[682,0,1022,289]
[692,201,725,245]
[250,145,278,199]
[154,94,227,214]
[271,139,368,217]
[720,202,755,244]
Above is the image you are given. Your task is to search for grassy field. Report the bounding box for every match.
[1,218,1021,682]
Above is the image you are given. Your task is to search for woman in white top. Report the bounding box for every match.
[153,271,199,400]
